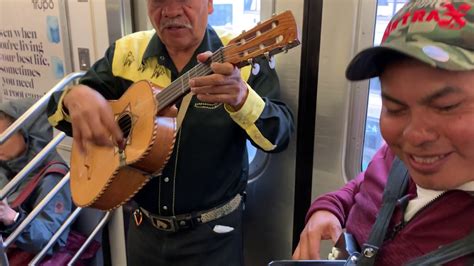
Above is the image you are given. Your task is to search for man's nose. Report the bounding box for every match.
[403,112,439,147]
[161,2,183,17]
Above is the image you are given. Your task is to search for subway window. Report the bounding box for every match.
[208,0,261,33]
[362,0,408,170]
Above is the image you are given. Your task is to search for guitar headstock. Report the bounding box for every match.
[224,10,300,68]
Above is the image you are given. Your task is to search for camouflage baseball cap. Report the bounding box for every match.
[346,0,474,81]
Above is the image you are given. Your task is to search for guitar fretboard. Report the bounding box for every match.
[155,48,225,112]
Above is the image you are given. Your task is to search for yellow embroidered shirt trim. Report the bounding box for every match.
[48,87,72,126]
[112,30,172,87]
[225,85,276,151]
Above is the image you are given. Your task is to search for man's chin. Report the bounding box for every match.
[413,177,455,191]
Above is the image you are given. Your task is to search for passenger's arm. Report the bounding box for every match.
[293,144,394,260]
[292,175,363,260]
[0,199,19,226]
[13,173,72,254]
[306,174,364,227]
[292,210,343,260]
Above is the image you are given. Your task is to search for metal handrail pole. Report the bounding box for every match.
[67,211,112,266]
[0,71,84,144]
[0,132,66,200]
[4,173,70,247]
[0,237,8,266]
[28,207,83,266]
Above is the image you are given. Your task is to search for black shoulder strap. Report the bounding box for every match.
[356,157,409,266]
[405,230,474,265]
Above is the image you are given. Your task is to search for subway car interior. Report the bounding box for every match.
[1,0,473,265]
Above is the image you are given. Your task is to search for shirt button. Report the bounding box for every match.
[164,177,170,183]
[162,205,168,210]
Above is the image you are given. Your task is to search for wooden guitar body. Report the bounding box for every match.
[70,80,176,210]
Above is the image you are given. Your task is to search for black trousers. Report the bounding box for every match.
[126,204,244,266]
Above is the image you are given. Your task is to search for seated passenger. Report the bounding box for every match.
[0,98,72,254]
[293,1,474,265]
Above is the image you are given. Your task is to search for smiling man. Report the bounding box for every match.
[293,0,474,265]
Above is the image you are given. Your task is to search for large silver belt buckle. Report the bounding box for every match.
[151,216,177,232]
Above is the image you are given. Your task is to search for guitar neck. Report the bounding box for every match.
[154,10,301,112]
[155,48,225,112]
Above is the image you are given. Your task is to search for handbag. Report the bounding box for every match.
[7,230,100,266]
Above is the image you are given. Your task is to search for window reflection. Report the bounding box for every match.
[362,0,408,170]
[208,0,261,33]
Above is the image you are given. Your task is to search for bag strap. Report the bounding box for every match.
[10,161,68,209]
[405,230,474,266]
[356,157,409,266]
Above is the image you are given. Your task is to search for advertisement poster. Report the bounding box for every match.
[0,0,69,102]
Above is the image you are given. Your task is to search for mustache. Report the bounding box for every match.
[159,19,192,31]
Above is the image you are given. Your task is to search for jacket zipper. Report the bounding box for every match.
[388,191,447,240]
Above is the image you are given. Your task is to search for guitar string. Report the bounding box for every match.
[143,26,288,112]
[116,52,220,133]
[118,40,285,134]
[117,31,288,133]
[151,36,273,106]
[147,29,286,109]
[152,35,285,113]
[117,50,220,131]
[153,50,222,109]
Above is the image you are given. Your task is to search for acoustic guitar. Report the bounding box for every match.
[70,11,301,210]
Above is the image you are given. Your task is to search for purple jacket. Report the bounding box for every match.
[307,144,474,265]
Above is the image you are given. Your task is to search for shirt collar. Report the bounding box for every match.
[457,181,474,192]
[143,30,166,61]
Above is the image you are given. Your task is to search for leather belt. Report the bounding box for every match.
[140,194,241,232]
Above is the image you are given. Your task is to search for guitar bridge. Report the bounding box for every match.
[119,150,127,167]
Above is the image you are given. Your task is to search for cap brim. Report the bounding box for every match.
[345,46,407,81]
[346,41,474,81]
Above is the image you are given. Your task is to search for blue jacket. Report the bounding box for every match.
[0,98,72,254]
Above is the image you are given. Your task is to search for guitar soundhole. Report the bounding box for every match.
[117,113,132,139]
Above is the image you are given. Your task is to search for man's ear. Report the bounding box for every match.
[208,0,214,14]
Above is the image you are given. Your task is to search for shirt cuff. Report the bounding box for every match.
[12,212,19,223]
[224,84,264,127]
[48,88,72,126]
[225,84,276,151]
